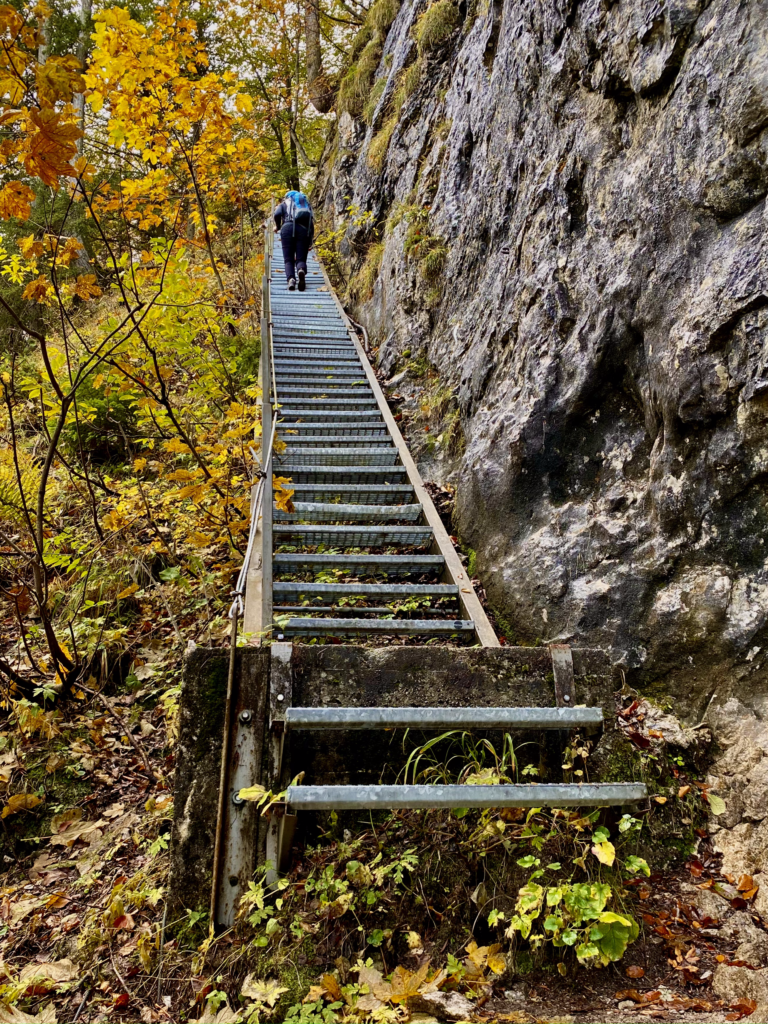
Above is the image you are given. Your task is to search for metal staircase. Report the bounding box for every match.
[209,223,647,922]
[260,245,497,644]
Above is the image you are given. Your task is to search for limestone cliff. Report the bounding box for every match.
[316,0,768,717]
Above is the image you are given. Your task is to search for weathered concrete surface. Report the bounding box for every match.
[316,0,768,719]
[170,645,630,913]
[169,646,269,917]
[290,645,623,785]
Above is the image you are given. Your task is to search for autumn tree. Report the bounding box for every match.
[0,0,270,691]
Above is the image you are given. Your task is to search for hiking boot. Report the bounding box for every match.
[297,268,306,292]
[287,277,296,291]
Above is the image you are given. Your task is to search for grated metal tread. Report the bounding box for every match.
[276,448,398,467]
[274,501,423,523]
[277,387,375,397]
[283,466,409,484]
[288,484,414,503]
[274,604,455,615]
[279,425,388,437]
[279,617,474,636]
[274,553,445,575]
[275,436,393,446]
[273,582,456,598]
[274,524,433,547]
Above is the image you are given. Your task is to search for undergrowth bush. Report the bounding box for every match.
[228,731,652,1021]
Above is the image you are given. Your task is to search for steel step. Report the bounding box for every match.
[284,706,603,730]
[274,501,423,522]
[275,365,364,373]
[280,409,385,421]
[273,582,456,598]
[274,524,433,547]
[274,349,357,359]
[285,783,648,810]
[280,425,388,437]
[276,435,394,446]
[276,448,398,467]
[277,387,374,398]
[274,356,361,365]
[281,466,408,484]
[274,604,454,615]
[275,376,368,385]
[277,398,378,408]
[279,617,474,635]
[273,553,444,574]
[288,484,414,503]
[278,411,383,421]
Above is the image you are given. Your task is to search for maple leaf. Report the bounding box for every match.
[18,234,44,260]
[25,108,81,187]
[374,962,430,1004]
[21,276,51,303]
[0,181,35,220]
[240,975,288,1007]
[73,274,102,300]
[273,475,295,514]
[35,56,85,107]
[57,237,83,267]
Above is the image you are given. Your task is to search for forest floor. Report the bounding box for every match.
[0,295,761,1024]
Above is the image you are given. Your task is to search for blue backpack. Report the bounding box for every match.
[286,190,313,232]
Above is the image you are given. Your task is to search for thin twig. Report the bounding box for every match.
[110,946,132,997]
[79,681,157,779]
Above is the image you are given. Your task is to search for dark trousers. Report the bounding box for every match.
[280,222,310,284]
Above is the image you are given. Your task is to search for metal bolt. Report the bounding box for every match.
[277,694,284,702]
[239,709,253,724]
[564,694,571,702]
[232,792,244,806]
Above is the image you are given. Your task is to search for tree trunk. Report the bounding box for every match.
[74,0,93,153]
[284,74,301,190]
[37,8,51,63]
[305,0,335,113]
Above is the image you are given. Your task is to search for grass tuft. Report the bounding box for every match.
[414,0,460,55]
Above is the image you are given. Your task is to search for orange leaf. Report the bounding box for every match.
[18,234,44,259]
[322,974,341,1001]
[22,276,51,303]
[73,274,102,300]
[625,966,645,979]
[0,181,35,220]
[25,108,81,187]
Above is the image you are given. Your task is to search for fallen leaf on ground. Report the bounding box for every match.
[374,962,430,1004]
[2,793,43,818]
[19,957,78,993]
[356,965,385,1012]
[197,1003,240,1024]
[616,989,661,1004]
[10,897,45,925]
[727,999,758,1021]
[240,975,288,1008]
[49,808,106,847]
[0,1003,58,1023]
[626,966,645,978]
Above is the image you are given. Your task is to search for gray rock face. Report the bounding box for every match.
[316,0,768,714]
